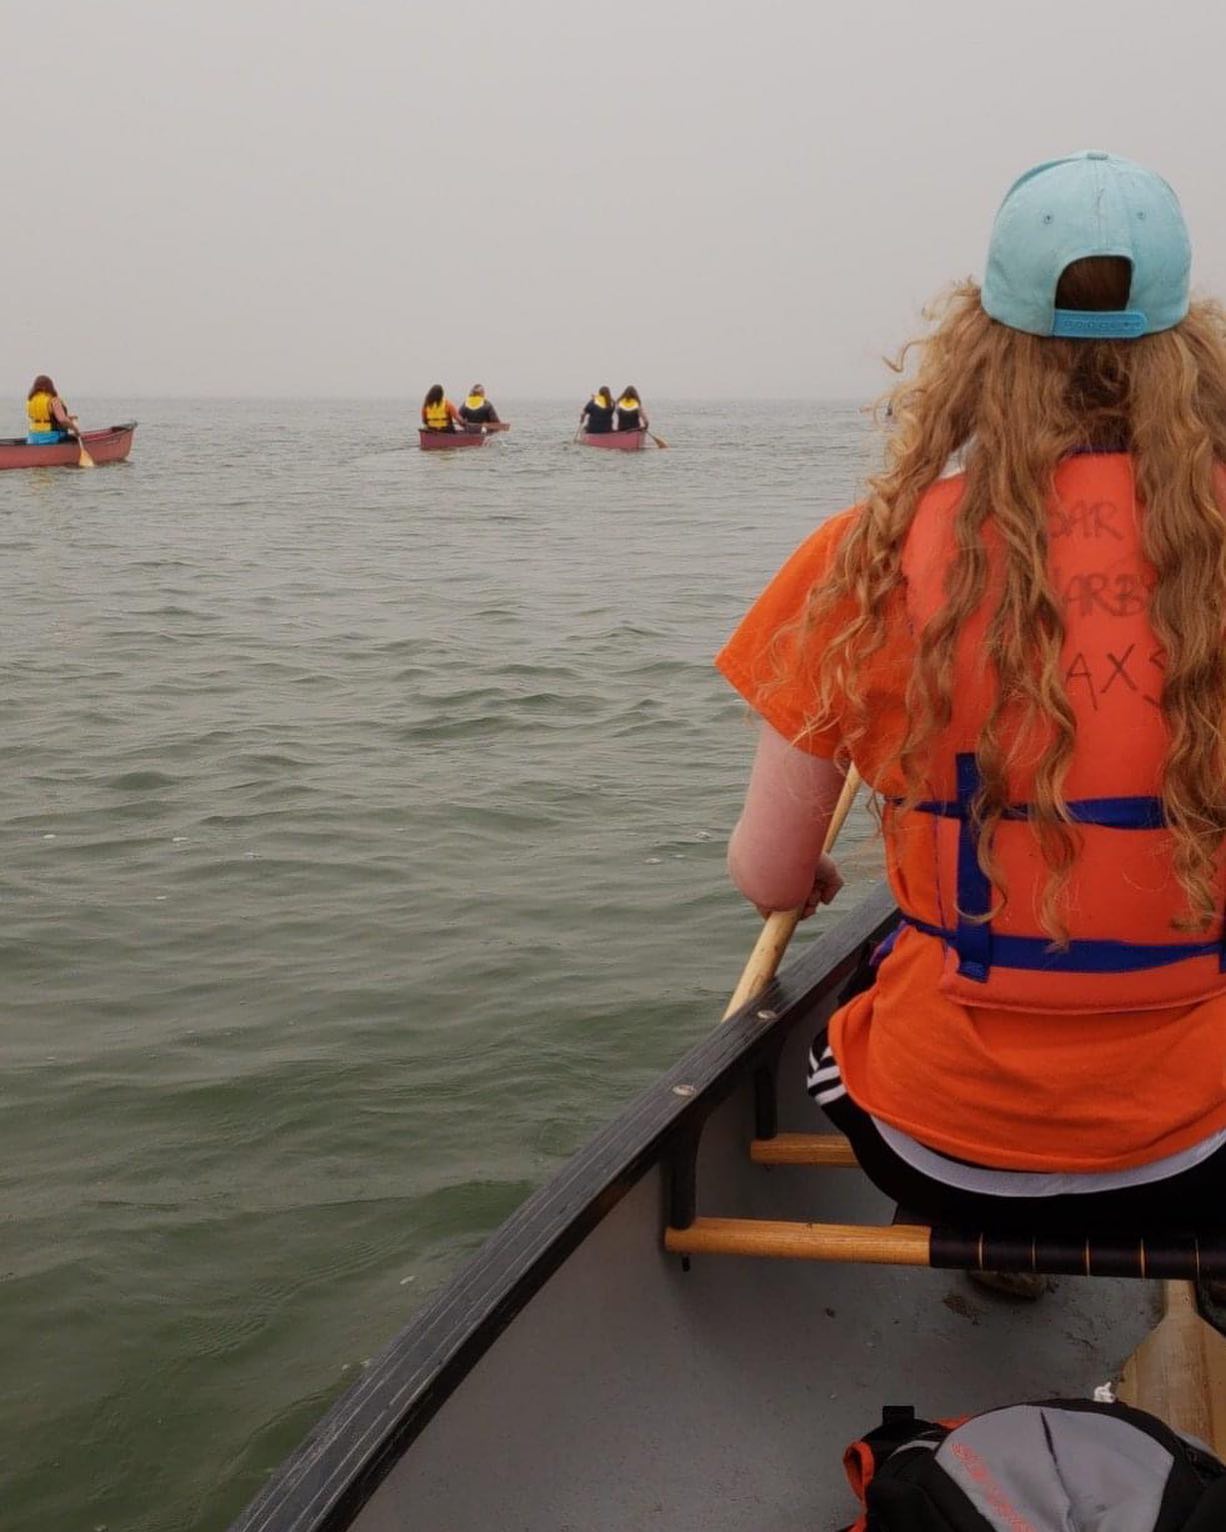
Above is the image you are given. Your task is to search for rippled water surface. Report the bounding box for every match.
[0,398,884,1530]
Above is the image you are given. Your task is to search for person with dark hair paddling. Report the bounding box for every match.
[717,152,1226,1264]
[26,375,75,444]
[421,384,461,433]
[580,386,615,435]
[614,386,647,432]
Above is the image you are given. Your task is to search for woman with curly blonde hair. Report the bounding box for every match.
[718,152,1226,1233]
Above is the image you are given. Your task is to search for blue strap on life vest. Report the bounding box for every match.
[870,924,903,967]
[900,752,1226,981]
[953,753,993,981]
[909,795,1167,829]
[903,913,1223,974]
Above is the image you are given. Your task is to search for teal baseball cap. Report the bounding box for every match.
[982,151,1191,340]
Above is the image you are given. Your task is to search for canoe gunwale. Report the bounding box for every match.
[226,884,899,1532]
[0,421,138,448]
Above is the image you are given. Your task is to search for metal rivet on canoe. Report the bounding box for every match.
[756,1009,779,1022]
[671,1084,696,1098]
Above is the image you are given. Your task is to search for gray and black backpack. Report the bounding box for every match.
[840,1400,1226,1531]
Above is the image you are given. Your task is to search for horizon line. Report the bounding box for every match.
[59,392,878,404]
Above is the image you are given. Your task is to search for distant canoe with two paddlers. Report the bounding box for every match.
[418,423,510,452]
[577,427,649,451]
[0,422,137,470]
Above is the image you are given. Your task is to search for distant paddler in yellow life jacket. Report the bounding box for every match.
[458,384,501,432]
[579,386,615,435]
[614,386,648,433]
[26,375,75,444]
[421,384,461,433]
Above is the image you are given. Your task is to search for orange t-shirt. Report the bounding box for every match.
[716,500,1226,1172]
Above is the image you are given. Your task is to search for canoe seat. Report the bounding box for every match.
[664,1133,1226,1278]
[750,1133,859,1167]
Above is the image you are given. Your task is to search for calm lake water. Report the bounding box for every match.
[0,398,884,1531]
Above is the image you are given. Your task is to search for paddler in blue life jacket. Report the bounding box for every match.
[614,386,648,432]
[579,386,615,434]
[458,384,500,430]
[26,375,75,443]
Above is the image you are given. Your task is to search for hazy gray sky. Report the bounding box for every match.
[9,0,1226,398]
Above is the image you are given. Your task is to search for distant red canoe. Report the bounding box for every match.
[578,428,648,451]
[419,423,509,451]
[0,421,137,470]
[419,429,486,451]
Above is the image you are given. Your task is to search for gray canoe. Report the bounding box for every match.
[227,885,1162,1532]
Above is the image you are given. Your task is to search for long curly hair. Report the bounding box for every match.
[795,258,1226,939]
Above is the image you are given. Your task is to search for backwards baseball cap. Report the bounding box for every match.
[982,151,1191,340]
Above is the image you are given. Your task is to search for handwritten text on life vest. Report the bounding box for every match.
[1051,499,1162,707]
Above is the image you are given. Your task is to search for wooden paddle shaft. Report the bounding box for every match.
[67,412,95,468]
[722,766,863,1020]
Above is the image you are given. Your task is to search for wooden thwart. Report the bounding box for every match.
[665,1215,1226,1280]
[665,1217,931,1265]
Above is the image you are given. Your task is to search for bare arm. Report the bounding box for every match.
[728,721,847,914]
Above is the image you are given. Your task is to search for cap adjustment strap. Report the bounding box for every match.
[1051,309,1148,340]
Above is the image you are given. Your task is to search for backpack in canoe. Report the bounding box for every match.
[840,1399,1226,1532]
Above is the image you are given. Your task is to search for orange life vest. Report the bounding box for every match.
[882,454,1226,1014]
